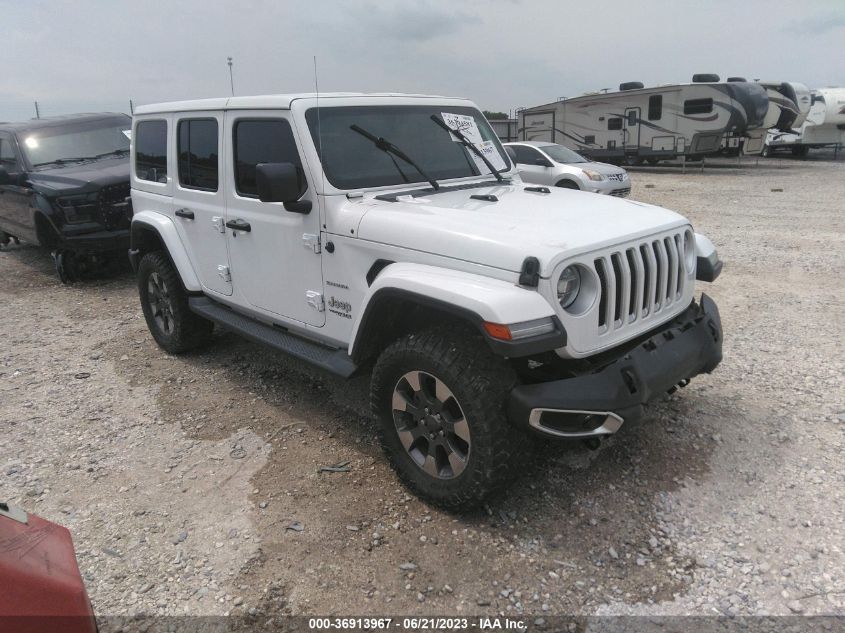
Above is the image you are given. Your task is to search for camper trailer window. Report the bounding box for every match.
[648,95,663,120]
[608,118,623,130]
[684,98,713,115]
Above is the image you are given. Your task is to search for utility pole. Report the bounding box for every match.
[34,101,40,119]
[227,57,234,96]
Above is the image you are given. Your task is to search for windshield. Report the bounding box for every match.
[541,144,588,164]
[22,115,131,168]
[305,105,511,190]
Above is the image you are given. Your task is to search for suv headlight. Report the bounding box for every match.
[557,265,581,309]
[683,230,696,275]
[583,169,605,181]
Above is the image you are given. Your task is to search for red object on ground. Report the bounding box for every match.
[0,502,97,633]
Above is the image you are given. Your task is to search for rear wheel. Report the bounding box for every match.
[371,326,526,509]
[138,251,213,353]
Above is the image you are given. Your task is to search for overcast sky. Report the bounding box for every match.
[2,0,843,121]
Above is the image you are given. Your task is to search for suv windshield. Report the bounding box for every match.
[541,144,588,164]
[22,115,131,168]
[306,105,510,190]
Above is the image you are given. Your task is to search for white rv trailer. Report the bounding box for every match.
[764,87,845,156]
[720,79,811,155]
[518,75,768,164]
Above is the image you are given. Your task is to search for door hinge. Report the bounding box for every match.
[302,233,321,254]
[306,290,324,312]
[212,216,226,233]
[217,265,231,282]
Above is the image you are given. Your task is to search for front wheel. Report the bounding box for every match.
[371,326,526,509]
[138,251,213,354]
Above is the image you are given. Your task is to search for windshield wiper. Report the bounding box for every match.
[31,157,92,167]
[89,148,130,160]
[429,115,505,183]
[349,124,440,191]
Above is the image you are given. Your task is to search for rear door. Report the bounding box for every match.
[171,113,232,296]
[224,112,324,326]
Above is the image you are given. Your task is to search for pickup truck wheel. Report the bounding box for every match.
[138,252,212,354]
[371,327,525,509]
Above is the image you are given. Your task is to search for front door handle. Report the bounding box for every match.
[175,208,194,219]
[225,218,251,232]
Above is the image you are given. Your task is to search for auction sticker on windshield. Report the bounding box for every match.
[441,112,483,145]
[471,140,507,173]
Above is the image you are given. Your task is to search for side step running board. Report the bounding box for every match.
[188,297,358,378]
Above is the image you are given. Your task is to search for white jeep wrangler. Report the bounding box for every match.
[128,93,723,508]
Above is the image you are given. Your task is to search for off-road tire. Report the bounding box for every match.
[138,251,213,354]
[371,326,527,509]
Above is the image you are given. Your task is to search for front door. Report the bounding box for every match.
[512,144,554,185]
[0,134,33,239]
[624,107,641,151]
[170,112,232,296]
[223,112,325,327]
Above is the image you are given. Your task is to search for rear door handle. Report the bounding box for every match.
[175,208,194,219]
[225,218,251,232]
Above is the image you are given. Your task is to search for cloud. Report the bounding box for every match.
[786,10,845,34]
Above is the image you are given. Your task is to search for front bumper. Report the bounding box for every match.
[58,228,130,254]
[589,178,630,197]
[508,294,722,438]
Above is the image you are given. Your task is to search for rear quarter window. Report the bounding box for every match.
[135,120,168,183]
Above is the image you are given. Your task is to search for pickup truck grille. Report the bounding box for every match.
[554,226,695,358]
[594,232,687,332]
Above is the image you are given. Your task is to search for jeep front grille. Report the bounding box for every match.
[594,232,687,334]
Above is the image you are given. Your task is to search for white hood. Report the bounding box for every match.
[355,182,689,276]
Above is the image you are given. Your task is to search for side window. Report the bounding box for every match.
[178,119,219,191]
[607,117,623,130]
[135,120,168,183]
[627,110,638,126]
[512,145,543,165]
[684,98,713,115]
[648,95,663,121]
[233,119,305,198]
[0,137,20,171]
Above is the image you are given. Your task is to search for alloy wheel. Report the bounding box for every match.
[391,370,470,479]
[147,271,175,335]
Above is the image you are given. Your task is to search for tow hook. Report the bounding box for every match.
[666,378,691,396]
[582,437,602,451]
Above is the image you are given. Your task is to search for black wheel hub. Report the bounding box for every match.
[391,370,470,479]
[147,271,176,336]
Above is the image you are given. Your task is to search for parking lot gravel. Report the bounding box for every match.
[1,154,843,622]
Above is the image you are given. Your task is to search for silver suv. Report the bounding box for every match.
[505,141,630,197]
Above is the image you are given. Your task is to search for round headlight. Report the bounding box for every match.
[684,231,696,275]
[557,265,581,309]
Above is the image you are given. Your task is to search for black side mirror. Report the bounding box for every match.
[255,162,311,214]
[535,157,553,167]
[0,166,10,186]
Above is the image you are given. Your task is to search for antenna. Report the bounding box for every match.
[227,57,235,96]
[314,56,326,197]
[129,99,134,115]
[34,101,40,119]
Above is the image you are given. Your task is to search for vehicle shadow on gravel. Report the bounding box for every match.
[106,323,728,614]
[0,242,133,291]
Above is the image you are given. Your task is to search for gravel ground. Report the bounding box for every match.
[1,154,843,622]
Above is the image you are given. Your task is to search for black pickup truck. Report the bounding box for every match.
[0,113,132,282]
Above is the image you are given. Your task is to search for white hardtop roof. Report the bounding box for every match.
[134,92,468,115]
